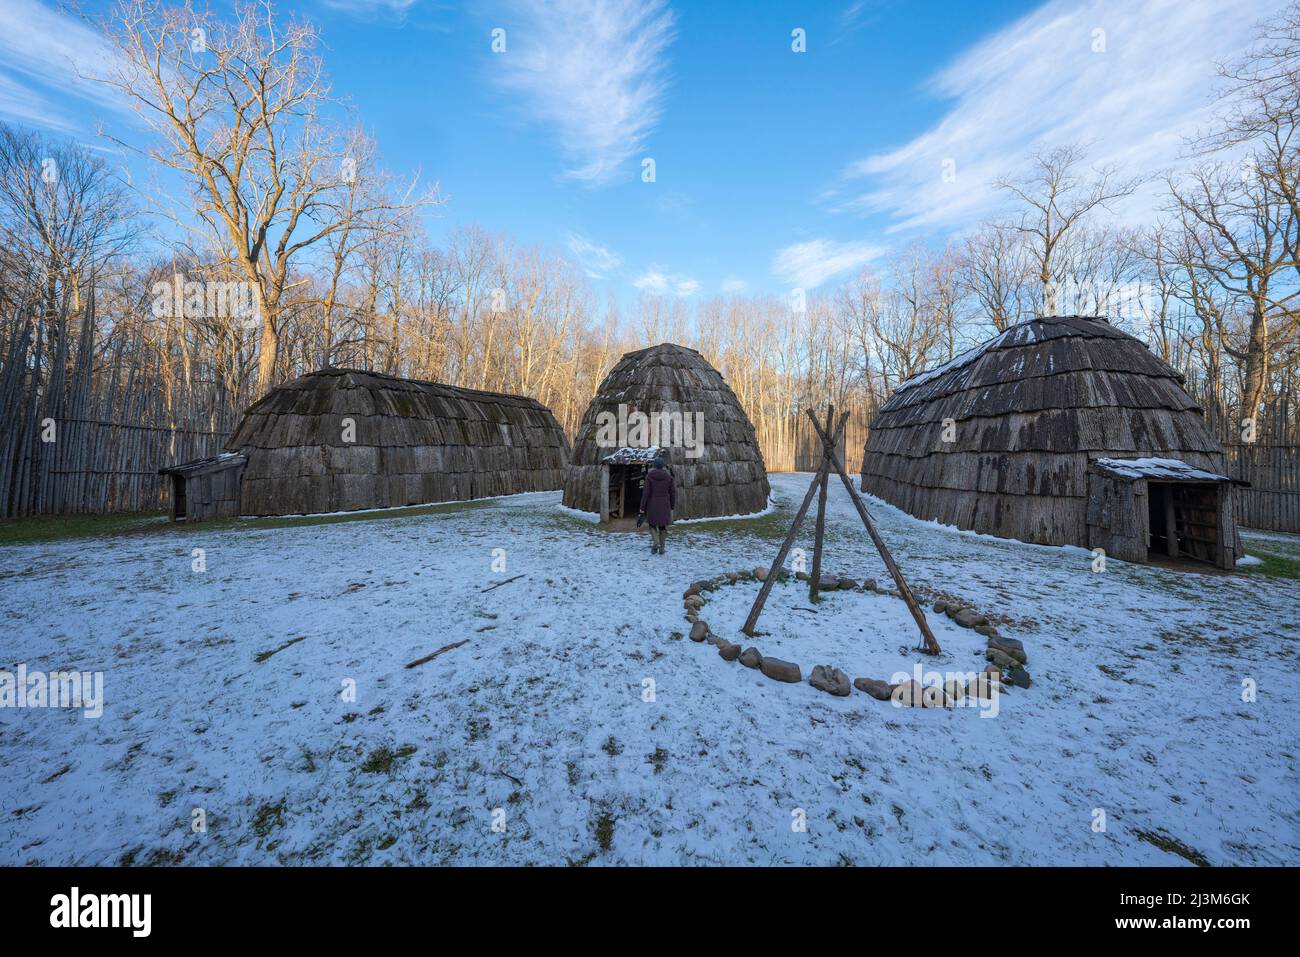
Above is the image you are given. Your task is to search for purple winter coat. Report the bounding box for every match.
[639,467,676,526]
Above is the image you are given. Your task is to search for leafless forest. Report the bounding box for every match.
[1,0,1297,518]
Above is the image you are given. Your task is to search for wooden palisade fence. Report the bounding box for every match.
[1225,444,1300,533]
[1,295,238,518]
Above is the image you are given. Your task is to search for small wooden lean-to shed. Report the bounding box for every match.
[1086,458,1240,568]
[598,446,662,523]
[159,452,247,523]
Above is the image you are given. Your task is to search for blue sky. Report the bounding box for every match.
[0,0,1286,304]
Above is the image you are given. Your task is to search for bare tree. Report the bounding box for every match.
[94,0,433,395]
[0,124,134,314]
[959,222,1028,332]
[1169,161,1295,422]
[998,145,1140,314]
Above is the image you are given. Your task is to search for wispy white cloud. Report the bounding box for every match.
[0,0,125,131]
[321,0,421,18]
[565,231,623,278]
[832,1,874,44]
[720,277,748,294]
[492,0,675,186]
[838,0,1287,233]
[633,266,699,298]
[772,238,884,289]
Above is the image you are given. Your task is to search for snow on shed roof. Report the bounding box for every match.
[601,446,661,464]
[1092,457,1232,482]
[158,451,247,477]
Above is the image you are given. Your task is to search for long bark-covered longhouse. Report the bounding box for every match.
[563,343,770,522]
[161,368,570,521]
[860,315,1242,568]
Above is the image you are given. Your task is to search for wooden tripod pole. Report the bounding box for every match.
[807,412,941,655]
[741,412,848,637]
[808,405,833,602]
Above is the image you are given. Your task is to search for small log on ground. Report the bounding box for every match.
[405,639,470,669]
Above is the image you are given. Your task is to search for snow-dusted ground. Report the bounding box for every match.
[2,473,1298,866]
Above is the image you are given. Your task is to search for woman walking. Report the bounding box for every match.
[639,456,676,555]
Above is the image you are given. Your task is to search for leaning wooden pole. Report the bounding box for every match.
[741,413,848,637]
[808,405,833,602]
[808,412,941,656]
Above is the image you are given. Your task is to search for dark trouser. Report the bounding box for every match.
[650,525,667,549]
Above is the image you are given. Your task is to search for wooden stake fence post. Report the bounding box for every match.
[806,412,940,655]
[808,405,833,603]
[741,413,847,637]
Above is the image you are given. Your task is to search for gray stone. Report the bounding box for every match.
[853,677,893,700]
[1004,665,1032,689]
[985,647,1018,669]
[933,598,947,613]
[739,647,763,669]
[726,571,742,582]
[683,584,702,598]
[954,608,989,629]
[966,674,1001,699]
[975,624,999,638]
[689,621,709,643]
[945,604,962,620]
[795,571,810,582]
[686,611,698,624]
[718,641,741,662]
[837,577,857,590]
[816,575,840,591]
[987,634,1027,664]
[759,657,801,683]
[809,664,851,697]
[754,567,769,581]
[684,595,704,610]
[863,578,879,592]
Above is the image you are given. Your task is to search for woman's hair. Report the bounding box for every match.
[653,456,666,469]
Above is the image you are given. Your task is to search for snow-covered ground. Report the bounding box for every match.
[2,473,1297,866]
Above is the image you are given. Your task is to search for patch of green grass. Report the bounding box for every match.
[1239,546,1300,581]
[360,744,416,774]
[232,498,495,534]
[645,747,669,774]
[251,798,286,838]
[360,747,395,774]
[466,717,491,742]
[594,810,616,852]
[0,497,499,547]
[676,505,790,542]
[0,511,167,546]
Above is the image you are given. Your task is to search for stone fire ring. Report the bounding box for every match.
[679,568,1031,708]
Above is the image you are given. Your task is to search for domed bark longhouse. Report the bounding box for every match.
[860,316,1241,568]
[563,343,770,522]
[161,368,570,520]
